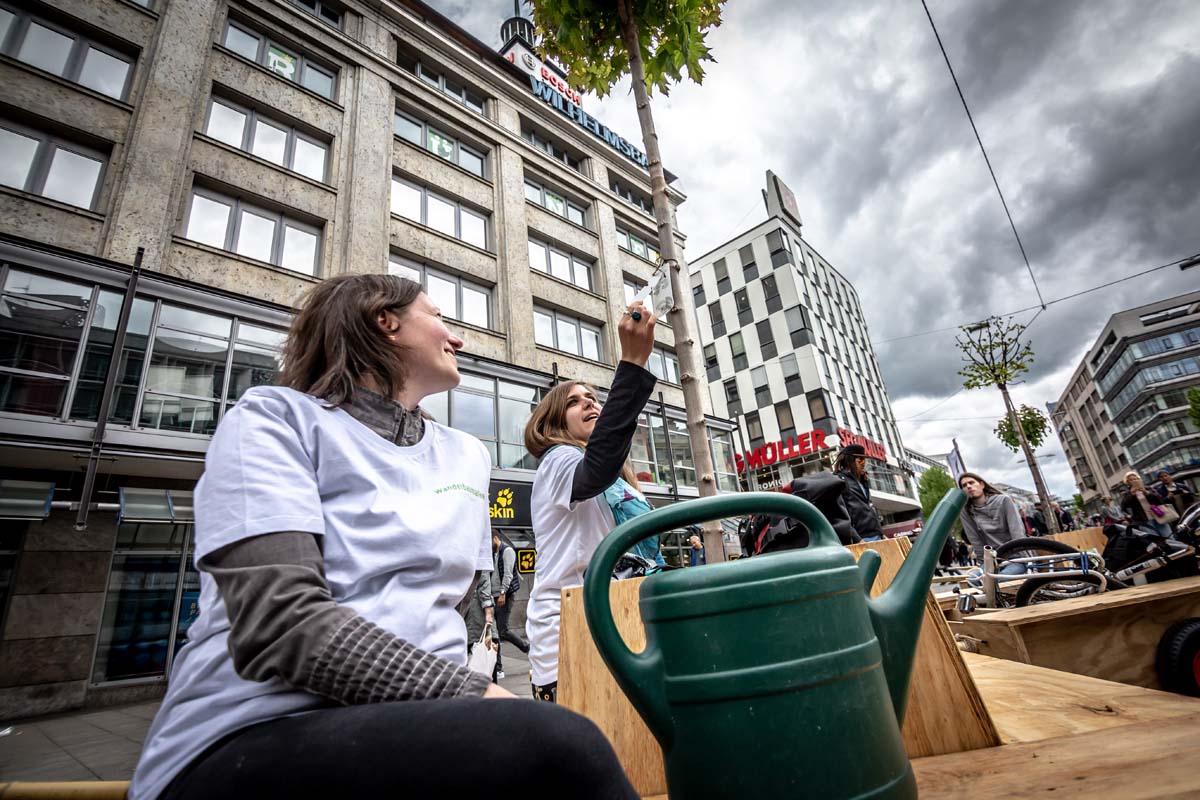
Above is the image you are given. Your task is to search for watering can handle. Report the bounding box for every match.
[582,491,840,748]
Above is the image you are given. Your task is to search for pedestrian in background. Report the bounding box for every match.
[491,532,529,677]
[688,534,707,566]
[523,300,658,704]
[1053,502,1075,532]
[957,472,1026,562]
[1100,495,1125,525]
[833,444,880,542]
[130,274,635,800]
[1028,502,1050,536]
[1156,470,1197,516]
[1122,471,1174,535]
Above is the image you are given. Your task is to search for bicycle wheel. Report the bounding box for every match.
[1016,574,1106,607]
[995,536,1080,561]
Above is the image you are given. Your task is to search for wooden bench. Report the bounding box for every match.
[559,538,1001,797]
[1048,526,1107,553]
[957,574,1200,687]
[0,783,128,799]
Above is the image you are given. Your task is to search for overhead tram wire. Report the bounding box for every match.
[920,0,1046,310]
[870,251,1197,345]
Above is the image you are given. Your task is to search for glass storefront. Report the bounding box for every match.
[92,523,199,684]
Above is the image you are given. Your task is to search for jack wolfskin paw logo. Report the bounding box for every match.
[495,488,514,507]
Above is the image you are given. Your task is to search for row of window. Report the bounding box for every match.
[387,255,490,330]
[0,5,134,100]
[222,19,336,100]
[524,178,586,226]
[205,96,328,182]
[185,188,321,275]
[0,122,105,210]
[1097,326,1200,396]
[1107,355,1200,419]
[528,237,592,291]
[390,176,488,250]
[1114,388,1193,442]
[617,227,659,264]
[394,110,485,178]
[1128,417,1199,465]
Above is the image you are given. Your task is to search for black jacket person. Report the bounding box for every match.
[834,444,883,541]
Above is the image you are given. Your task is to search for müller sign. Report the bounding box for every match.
[528,75,649,168]
[734,429,888,474]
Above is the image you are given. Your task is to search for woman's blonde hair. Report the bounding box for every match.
[525,380,640,489]
[1124,470,1145,489]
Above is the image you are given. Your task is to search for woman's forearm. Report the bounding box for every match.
[201,532,491,703]
[570,361,657,502]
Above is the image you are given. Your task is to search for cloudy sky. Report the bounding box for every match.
[430,0,1200,498]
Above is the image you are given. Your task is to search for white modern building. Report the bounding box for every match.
[688,171,921,528]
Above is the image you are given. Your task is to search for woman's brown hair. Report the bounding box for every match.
[279,273,422,407]
[525,380,640,489]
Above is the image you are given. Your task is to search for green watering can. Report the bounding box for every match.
[584,488,966,799]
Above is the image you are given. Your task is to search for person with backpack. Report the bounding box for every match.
[491,532,528,680]
[129,274,636,800]
[523,300,659,704]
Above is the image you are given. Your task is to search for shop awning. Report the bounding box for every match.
[0,480,55,520]
[118,488,195,524]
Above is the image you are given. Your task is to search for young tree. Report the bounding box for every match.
[918,467,962,541]
[1072,493,1086,516]
[957,316,1060,534]
[530,0,728,558]
[1189,387,1200,431]
[994,404,1049,453]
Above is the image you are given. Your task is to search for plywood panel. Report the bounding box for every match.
[559,579,664,797]
[1048,526,1108,553]
[912,713,1200,800]
[964,653,1200,743]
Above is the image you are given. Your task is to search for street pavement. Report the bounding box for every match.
[1,645,535,782]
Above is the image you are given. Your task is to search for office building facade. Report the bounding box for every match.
[688,171,920,531]
[0,0,738,717]
[1053,290,1200,512]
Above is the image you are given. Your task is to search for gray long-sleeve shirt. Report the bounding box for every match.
[959,493,1025,558]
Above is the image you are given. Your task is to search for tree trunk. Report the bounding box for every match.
[616,0,724,562]
[999,384,1060,535]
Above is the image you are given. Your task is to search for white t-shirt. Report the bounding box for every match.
[130,387,493,800]
[527,445,617,685]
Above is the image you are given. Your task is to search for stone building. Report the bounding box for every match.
[688,171,921,534]
[0,0,737,717]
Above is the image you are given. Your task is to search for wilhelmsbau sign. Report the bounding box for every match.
[527,75,649,168]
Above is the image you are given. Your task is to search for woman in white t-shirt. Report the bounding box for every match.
[524,300,660,702]
[131,274,635,800]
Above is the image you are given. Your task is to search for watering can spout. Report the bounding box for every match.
[865,488,966,724]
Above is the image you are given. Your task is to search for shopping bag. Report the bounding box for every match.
[467,625,497,677]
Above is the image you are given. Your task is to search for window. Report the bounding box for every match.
[528,236,593,291]
[394,110,486,178]
[221,20,336,100]
[623,278,645,306]
[391,177,488,250]
[745,410,764,446]
[739,244,757,281]
[92,521,198,684]
[0,122,106,210]
[708,301,725,338]
[185,188,321,275]
[724,379,741,416]
[533,307,603,360]
[785,305,812,348]
[206,97,328,181]
[617,226,659,263]
[781,352,803,395]
[289,0,342,28]
[387,254,491,329]
[521,126,582,171]
[713,258,731,294]
[751,365,771,407]
[776,400,796,440]
[756,319,777,361]
[524,178,586,226]
[807,388,832,423]
[422,373,541,468]
[396,47,486,115]
[1,8,135,100]
[691,272,706,306]
[610,176,652,215]
[703,343,720,381]
[734,288,753,326]
[729,331,747,371]
[762,274,782,313]
[648,347,680,384]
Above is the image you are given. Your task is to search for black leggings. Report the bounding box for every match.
[162,698,636,799]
